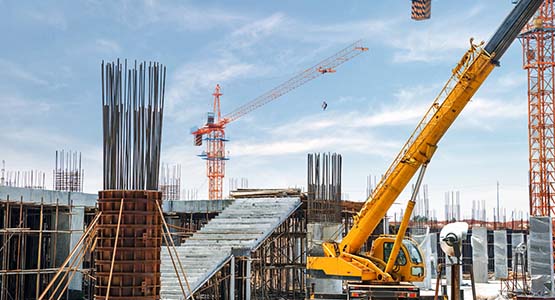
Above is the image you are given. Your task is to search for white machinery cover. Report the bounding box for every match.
[439,222,468,257]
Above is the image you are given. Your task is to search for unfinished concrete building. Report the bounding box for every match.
[0,186,96,299]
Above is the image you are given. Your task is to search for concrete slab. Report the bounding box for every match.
[0,186,96,207]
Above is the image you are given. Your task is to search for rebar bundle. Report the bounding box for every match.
[229,177,249,192]
[1,169,46,189]
[53,150,83,192]
[307,153,342,201]
[159,163,181,201]
[101,59,166,190]
[307,152,342,223]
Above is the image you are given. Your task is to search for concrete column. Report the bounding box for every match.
[167,216,181,246]
[56,206,71,270]
[69,206,84,291]
[529,217,554,296]
[471,227,488,283]
[245,257,251,300]
[511,233,524,272]
[413,233,432,289]
[230,256,235,300]
[430,232,438,278]
[493,230,508,279]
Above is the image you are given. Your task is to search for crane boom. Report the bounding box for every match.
[308,0,543,282]
[221,40,368,124]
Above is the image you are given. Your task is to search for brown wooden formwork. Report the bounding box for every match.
[95,190,162,300]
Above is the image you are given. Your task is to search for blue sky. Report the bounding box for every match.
[0,1,530,220]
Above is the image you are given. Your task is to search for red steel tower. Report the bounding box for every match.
[521,0,555,263]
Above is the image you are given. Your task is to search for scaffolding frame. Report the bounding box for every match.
[0,194,92,300]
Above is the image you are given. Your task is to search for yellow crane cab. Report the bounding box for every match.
[366,236,425,282]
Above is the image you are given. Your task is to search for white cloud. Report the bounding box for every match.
[275,106,423,134]
[245,79,527,161]
[116,0,246,31]
[0,59,49,86]
[496,72,526,89]
[460,96,527,131]
[270,85,436,136]
[209,12,392,69]
[231,13,285,48]
[26,9,67,30]
[243,3,491,64]
[229,135,398,158]
[234,91,434,159]
[165,56,267,123]
[466,97,526,119]
[1,127,72,150]
[0,94,51,116]
[336,96,367,104]
[95,39,121,54]
[100,2,491,66]
[387,26,488,63]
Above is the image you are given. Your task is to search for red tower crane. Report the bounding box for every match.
[191,40,368,200]
[520,0,555,267]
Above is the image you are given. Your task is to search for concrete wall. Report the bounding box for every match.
[493,230,508,279]
[69,206,85,291]
[0,186,97,207]
[471,227,488,283]
[413,233,433,290]
[529,217,554,296]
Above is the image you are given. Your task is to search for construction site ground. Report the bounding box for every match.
[420,280,504,300]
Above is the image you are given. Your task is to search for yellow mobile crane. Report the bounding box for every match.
[308,0,542,297]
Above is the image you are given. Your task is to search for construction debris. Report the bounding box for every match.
[229,188,303,199]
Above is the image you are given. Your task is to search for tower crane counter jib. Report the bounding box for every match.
[307,0,543,284]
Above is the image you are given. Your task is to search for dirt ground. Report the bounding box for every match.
[420,279,505,300]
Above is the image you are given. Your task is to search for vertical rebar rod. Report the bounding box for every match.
[102,60,166,190]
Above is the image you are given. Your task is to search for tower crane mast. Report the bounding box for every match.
[192,41,368,200]
[520,0,555,269]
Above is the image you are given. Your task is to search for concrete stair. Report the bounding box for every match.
[160,197,301,300]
